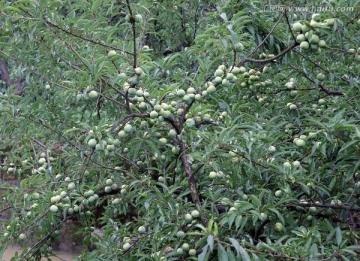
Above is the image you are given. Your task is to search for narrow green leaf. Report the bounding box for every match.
[336,227,342,246]
[207,235,214,251]
[218,243,228,261]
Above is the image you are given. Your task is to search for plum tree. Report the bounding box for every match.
[0,0,359,260]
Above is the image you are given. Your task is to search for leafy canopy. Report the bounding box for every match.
[0,0,359,260]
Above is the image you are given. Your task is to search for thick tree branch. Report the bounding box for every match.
[0,58,13,86]
[175,136,201,208]
[0,58,25,95]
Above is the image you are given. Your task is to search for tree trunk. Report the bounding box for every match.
[0,58,25,95]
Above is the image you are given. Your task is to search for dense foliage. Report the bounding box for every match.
[1,0,359,260]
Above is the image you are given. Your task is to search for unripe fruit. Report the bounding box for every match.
[168,129,177,137]
[283,161,291,168]
[231,66,241,74]
[295,139,305,147]
[106,179,113,186]
[184,213,193,223]
[300,41,309,50]
[310,20,319,27]
[214,69,223,77]
[260,212,267,221]
[177,89,186,96]
[189,249,196,256]
[108,50,117,57]
[207,85,216,93]
[118,130,126,138]
[318,98,326,105]
[172,147,180,154]
[159,138,167,144]
[187,87,196,94]
[213,76,222,84]
[209,171,217,179]
[325,18,335,26]
[88,90,98,98]
[88,139,97,148]
[301,24,309,32]
[134,67,143,75]
[128,88,137,96]
[68,182,75,190]
[183,95,190,102]
[289,104,297,110]
[222,79,230,86]
[124,124,133,133]
[123,242,131,251]
[176,248,184,255]
[176,230,185,238]
[185,118,195,128]
[149,110,158,119]
[38,157,46,164]
[309,206,317,213]
[50,205,58,213]
[138,226,146,234]
[112,198,121,204]
[191,210,200,218]
[235,42,244,51]
[104,186,112,193]
[275,222,283,231]
[318,40,326,47]
[292,22,303,32]
[292,161,301,167]
[95,143,103,151]
[194,94,202,101]
[268,146,276,152]
[317,73,325,81]
[134,14,142,23]
[218,65,225,70]
[275,190,282,197]
[309,35,320,44]
[296,34,306,43]
[19,233,26,240]
[181,243,190,251]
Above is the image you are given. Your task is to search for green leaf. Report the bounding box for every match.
[198,245,209,261]
[336,227,342,246]
[218,243,228,261]
[207,235,214,251]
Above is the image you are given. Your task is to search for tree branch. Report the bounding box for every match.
[239,42,298,65]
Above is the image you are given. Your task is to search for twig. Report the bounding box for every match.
[289,64,344,96]
[45,19,133,55]
[249,13,285,57]
[283,10,296,42]
[111,113,149,132]
[239,42,298,65]
[20,218,67,261]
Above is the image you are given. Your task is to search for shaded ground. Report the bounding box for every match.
[2,246,78,261]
